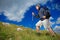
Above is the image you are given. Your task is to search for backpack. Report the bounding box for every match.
[43,7,51,19]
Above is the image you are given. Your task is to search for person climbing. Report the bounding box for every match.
[32,4,55,36]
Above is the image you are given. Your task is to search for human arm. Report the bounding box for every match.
[32,12,40,18]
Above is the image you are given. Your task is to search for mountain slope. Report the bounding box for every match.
[0,22,60,40]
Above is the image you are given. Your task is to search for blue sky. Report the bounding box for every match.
[0,0,60,32]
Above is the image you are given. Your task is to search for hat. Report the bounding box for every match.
[36,3,40,7]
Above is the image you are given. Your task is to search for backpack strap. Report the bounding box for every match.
[43,7,51,19]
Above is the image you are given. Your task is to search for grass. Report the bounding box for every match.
[0,22,60,40]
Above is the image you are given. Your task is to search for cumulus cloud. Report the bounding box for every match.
[49,17,54,20]
[53,25,60,34]
[49,17,55,26]
[0,0,50,22]
[47,3,60,10]
[49,0,53,2]
[50,21,55,26]
[56,17,60,24]
[54,4,60,10]
[0,13,2,15]
[0,11,3,15]
[53,25,60,30]
[51,3,60,10]
[49,17,60,33]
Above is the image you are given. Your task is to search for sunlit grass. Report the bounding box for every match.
[0,22,60,40]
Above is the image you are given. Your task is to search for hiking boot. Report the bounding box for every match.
[52,34,55,37]
[36,32,41,36]
[46,32,50,36]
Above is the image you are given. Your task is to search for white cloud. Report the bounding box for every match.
[55,4,60,10]
[49,17,54,20]
[49,17,60,33]
[49,0,53,2]
[51,3,60,10]
[0,0,50,22]
[56,17,60,24]
[53,25,60,30]
[51,4,56,10]
[0,13,2,15]
[49,17,55,26]
[50,21,55,26]
[49,17,60,34]
[47,3,60,10]
[0,11,3,15]
[53,25,60,34]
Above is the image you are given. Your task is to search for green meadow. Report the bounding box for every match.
[0,22,60,40]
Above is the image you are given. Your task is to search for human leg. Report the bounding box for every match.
[36,20,42,33]
[42,19,55,36]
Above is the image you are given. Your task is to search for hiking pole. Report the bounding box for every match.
[32,14,33,21]
[32,12,34,29]
[32,12,34,21]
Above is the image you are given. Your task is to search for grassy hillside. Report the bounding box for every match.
[0,22,60,40]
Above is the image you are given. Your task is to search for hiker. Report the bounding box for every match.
[32,4,55,36]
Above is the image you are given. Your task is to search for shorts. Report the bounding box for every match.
[36,19,51,30]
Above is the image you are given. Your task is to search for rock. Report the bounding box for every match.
[17,28,23,31]
[2,22,10,26]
